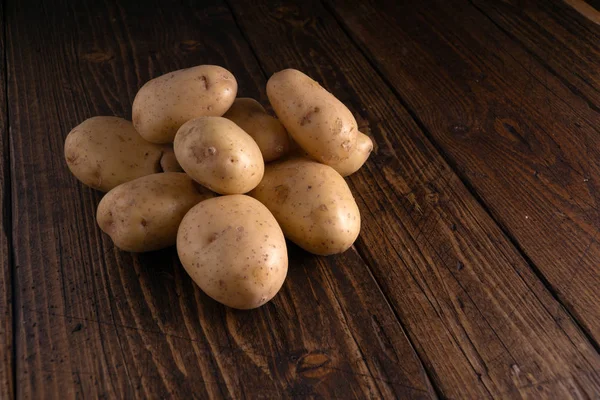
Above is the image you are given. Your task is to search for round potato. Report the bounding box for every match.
[250,158,360,255]
[267,69,358,165]
[132,65,237,143]
[64,116,175,192]
[97,173,214,252]
[177,195,288,309]
[223,98,290,162]
[330,132,373,177]
[174,116,264,194]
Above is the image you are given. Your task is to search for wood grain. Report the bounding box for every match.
[6,0,434,398]
[585,0,600,12]
[227,0,600,398]
[563,0,600,24]
[326,0,600,345]
[0,0,14,398]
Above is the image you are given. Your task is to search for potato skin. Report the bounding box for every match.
[288,131,373,176]
[223,98,290,162]
[159,146,183,172]
[267,69,358,164]
[330,132,373,177]
[97,173,214,252]
[250,158,360,255]
[64,116,171,192]
[132,65,237,144]
[174,116,264,195]
[177,195,288,309]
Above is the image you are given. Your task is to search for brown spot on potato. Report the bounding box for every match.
[103,212,114,231]
[274,185,290,204]
[198,75,209,90]
[333,118,343,136]
[192,145,217,163]
[207,233,218,244]
[93,168,102,188]
[300,107,320,126]
[141,218,148,227]
[236,226,245,241]
[66,152,80,165]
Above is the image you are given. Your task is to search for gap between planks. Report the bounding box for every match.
[1,0,16,397]
[463,0,600,354]
[320,0,600,354]
[221,0,442,396]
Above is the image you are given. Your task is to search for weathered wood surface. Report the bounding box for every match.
[5,0,433,398]
[0,0,14,398]
[227,0,600,398]
[326,0,600,344]
[3,0,600,398]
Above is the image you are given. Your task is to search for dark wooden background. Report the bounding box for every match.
[1,0,600,398]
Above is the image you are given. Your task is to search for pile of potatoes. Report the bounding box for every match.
[65,66,373,310]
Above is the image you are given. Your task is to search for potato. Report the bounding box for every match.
[64,116,175,192]
[174,116,264,194]
[132,65,237,144]
[177,195,288,309]
[288,131,372,176]
[223,98,290,162]
[267,69,358,165]
[97,173,214,252]
[250,158,360,255]
[330,132,373,177]
[160,146,183,172]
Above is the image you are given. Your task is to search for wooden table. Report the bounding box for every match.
[2,0,600,398]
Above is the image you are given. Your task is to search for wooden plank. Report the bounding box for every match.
[468,0,600,126]
[0,0,14,398]
[563,0,600,24]
[466,0,600,339]
[227,0,600,398]
[326,0,600,344]
[6,0,434,398]
[586,0,600,12]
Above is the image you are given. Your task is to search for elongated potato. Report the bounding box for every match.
[132,65,237,143]
[97,173,214,252]
[223,98,290,162]
[250,158,360,255]
[64,116,174,192]
[267,69,358,165]
[330,132,373,176]
[177,195,288,309]
[288,131,373,176]
[174,116,264,194]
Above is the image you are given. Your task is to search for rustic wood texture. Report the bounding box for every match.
[467,0,600,337]
[4,0,600,398]
[5,0,435,398]
[326,0,600,344]
[0,0,14,398]
[563,0,600,24]
[586,0,600,12]
[227,0,600,398]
